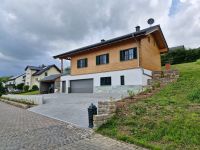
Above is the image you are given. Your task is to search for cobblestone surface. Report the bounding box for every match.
[0,102,146,150]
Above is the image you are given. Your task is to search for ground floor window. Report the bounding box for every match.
[120,75,125,85]
[100,77,111,86]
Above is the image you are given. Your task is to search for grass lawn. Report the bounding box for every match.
[20,90,40,95]
[97,62,200,150]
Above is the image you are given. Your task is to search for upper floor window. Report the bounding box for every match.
[77,58,88,68]
[45,72,48,76]
[120,48,137,61]
[96,54,109,65]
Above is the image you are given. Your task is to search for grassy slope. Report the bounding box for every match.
[97,62,200,150]
[20,91,40,95]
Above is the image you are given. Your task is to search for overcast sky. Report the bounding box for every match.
[0,0,200,76]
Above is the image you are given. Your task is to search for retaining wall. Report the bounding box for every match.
[93,101,116,128]
[2,94,44,105]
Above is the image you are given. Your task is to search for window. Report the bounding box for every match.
[35,78,38,81]
[120,76,125,85]
[100,77,111,86]
[77,58,88,68]
[45,72,48,76]
[120,48,137,61]
[96,54,109,65]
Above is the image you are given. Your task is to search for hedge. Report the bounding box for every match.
[161,48,200,66]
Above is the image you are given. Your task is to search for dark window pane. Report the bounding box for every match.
[96,54,109,65]
[120,76,125,85]
[120,48,137,61]
[77,58,87,68]
[100,77,111,86]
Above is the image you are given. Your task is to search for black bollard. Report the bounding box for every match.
[88,103,97,128]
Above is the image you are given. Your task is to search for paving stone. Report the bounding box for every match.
[0,102,146,150]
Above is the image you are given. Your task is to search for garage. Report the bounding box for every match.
[70,79,93,93]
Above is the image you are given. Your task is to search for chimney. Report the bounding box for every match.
[101,39,105,42]
[135,26,140,32]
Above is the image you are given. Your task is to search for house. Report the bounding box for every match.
[53,25,168,94]
[5,74,26,92]
[25,65,61,91]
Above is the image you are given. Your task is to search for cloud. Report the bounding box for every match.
[0,0,199,76]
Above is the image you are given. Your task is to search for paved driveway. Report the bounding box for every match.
[0,102,145,150]
[29,93,125,128]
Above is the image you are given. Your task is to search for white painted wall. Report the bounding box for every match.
[61,68,152,93]
[15,75,25,86]
[2,94,43,105]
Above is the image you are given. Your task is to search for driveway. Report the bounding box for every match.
[0,102,144,150]
[29,93,125,128]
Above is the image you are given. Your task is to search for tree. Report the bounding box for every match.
[23,85,29,92]
[16,83,24,91]
[0,82,5,97]
[32,85,39,91]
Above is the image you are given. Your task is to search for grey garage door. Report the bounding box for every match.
[70,79,93,93]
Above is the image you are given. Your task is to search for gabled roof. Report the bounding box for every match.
[40,74,60,82]
[25,66,44,71]
[8,73,26,81]
[53,25,168,59]
[32,65,61,76]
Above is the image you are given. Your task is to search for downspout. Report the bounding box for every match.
[132,35,152,78]
[132,35,140,68]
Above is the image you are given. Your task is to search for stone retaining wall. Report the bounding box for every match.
[94,70,180,129]
[93,101,116,128]
[2,94,44,105]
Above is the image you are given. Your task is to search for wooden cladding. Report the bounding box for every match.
[71,39,139,75]
[70,34,163,75]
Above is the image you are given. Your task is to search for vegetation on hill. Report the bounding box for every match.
[161,47,200,66]
[0,76,10,83]
[97,61,200,150]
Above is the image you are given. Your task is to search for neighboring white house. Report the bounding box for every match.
[25,65,61,89]
[5,74,26,92]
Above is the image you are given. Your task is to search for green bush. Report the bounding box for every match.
[127,90,135,99]
[154,82,161,88]
[23,85,29,92]
[196,59,200,65]
[16,83,24,90]
[0,82,5,97]
[143,88,152,94]
[161,48,200,66]
[187,88,200,103]
[32,85,39,91]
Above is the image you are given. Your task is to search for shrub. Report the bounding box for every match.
[161,48,200,66]
[32,85,39,91]
[0,82,5,97]
[154,82,161,88]
[23,85,29,92]
[127,90,135,99]
[196,59,200,65]
[187,88,200,103]
[143,88,152,94]
[16,83,24,90]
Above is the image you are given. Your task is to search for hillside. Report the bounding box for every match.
[97,61,200,150]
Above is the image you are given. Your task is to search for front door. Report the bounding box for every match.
[62,81,66,93]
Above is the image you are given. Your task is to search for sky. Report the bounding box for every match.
[0,0,200,76]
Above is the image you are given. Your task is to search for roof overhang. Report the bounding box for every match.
[53,25,169,59]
